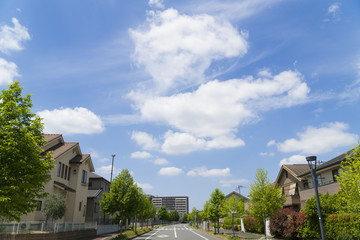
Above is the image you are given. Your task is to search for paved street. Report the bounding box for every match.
[133,224,221,240]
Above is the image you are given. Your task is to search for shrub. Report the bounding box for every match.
[270,208,305,239]
[243,216,263,233]
[325,213,360,239]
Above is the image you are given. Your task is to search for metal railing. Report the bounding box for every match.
[0,221,97,234]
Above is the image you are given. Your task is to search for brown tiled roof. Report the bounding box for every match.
[69,154,90,164]
[284,164,309,177]
[225,191,249,201]
[44,142,78,159]
[54,181,76,192]
[44,134,62,142]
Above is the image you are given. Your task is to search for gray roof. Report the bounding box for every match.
[298,149,354,177]
[89,172,111,184]
[225,191,249,201]
[87,189,102,198]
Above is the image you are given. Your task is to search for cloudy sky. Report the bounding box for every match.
[1,0,360,210]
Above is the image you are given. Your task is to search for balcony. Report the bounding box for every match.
[284,194,301,207]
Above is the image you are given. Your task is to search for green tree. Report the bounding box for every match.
[43,194,66,221]
[100,169,141,231]
[208,188,226,233]
[336,144,360,212]
[249,168,285,231]
[182,213,188,222]
[225,195,245,236]
[299,193,338,239]
[169,210,180,222]
[157,206,168,222]
[0,81,54,222]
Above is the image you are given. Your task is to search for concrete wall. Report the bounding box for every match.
[0,229,96,240]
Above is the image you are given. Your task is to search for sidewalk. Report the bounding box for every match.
[219,227,279,239]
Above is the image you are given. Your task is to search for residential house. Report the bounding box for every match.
[225,191,250,211]
[21,134,95,223]
[297,151,350,208]
[274,164,309,211]
[86,172,113,224]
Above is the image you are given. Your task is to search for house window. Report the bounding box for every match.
[317,175,323,186]
[79,202,82,211]
[68,167,71,181]
[95,203,99,213]
[57,162,61,177]
[61,163,65,178]
[302,179,309,189]
[285,170,288,178]
[332,169,339,182]
[64,165,68,180]
[36,201,42,211]
[89,182,92,188]
[83,205,86,217]
[81,170,87,184]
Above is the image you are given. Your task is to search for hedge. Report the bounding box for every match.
[325,213,360,240]
[243,216,263,234]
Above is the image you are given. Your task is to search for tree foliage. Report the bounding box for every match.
[157,206,168,221]
[249,168,285,221]
[43,194,66,221]
[336,144,360,212]
[182,213,188,222]
[225,195,245,217]
[299,193,339,239]
[169,210,180,222]
[100,169,142,223]
[0,81,54,222]
[207,188,226,233]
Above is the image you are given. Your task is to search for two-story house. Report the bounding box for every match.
[21,134,95,223]
[274,164,309,211]
[297,151,350,208]
[86,172,113,224]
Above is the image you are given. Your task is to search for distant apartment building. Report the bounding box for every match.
[20,134,95,223]
[86,172,113,224]
[149,196,189,217]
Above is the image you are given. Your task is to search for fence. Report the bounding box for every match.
[0,221,97,234]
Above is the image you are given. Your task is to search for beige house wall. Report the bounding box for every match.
[20,135,94,223]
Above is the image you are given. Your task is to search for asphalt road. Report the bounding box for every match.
[133,224,221,240]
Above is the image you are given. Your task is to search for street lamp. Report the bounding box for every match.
[231,210,236,237]
[306,156,326,240]
[110,154,116,182]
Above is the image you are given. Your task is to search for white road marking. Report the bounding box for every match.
[174,226,177,238]
[145,228,161,240]
[184,226,209,240]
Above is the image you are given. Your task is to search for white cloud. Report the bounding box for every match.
[161,131,244,154]
[129,8,248,93]
[158,167,183,176]
[148,0,164,9]
[259,152,275,157]
[131,151,153,159]
[187,166,231,177]
[266,140,276,147]
[136,70,308,139]
[182,0,283,21]
[325,2,341,22]
[153,158,169,165]
[37,107,104,135]
[220,179,249,187]
[96,165,121,181]
[0,18,31,54]
[277,122,358,155]
[0,58,20,86]
[130,70,309,154]
[131,131,160,150]
[137,183,154,190]
[99,158,110,163]
[279,155,307,166]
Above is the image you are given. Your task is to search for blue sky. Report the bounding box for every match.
[1,0,360,210]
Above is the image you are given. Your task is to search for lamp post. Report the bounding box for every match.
[306,156,326,240]
[231,211,236,237]
[110,154,116,182]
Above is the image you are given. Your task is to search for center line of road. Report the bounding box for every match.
[174,226,177,238]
